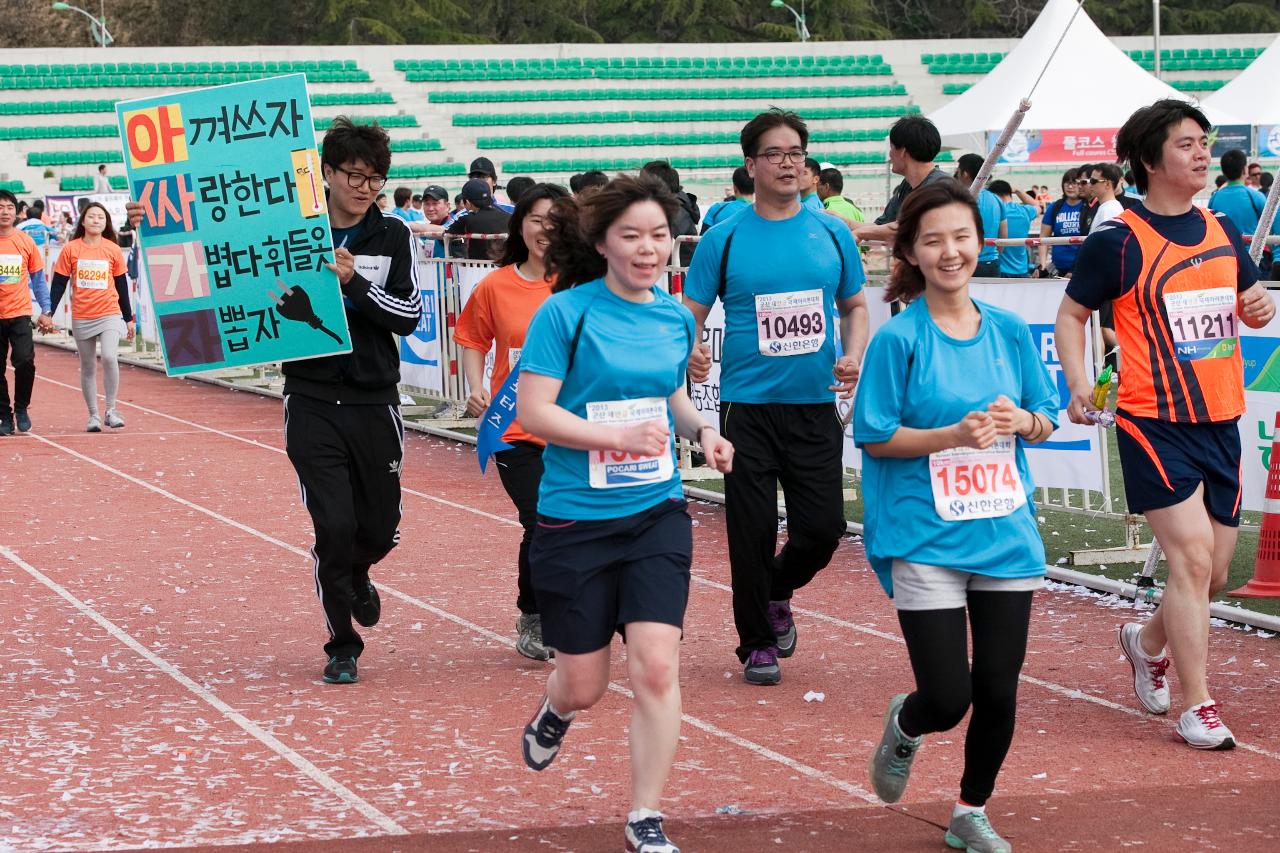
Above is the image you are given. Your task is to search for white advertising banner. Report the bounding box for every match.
[690,281,1105,493]
[399,261,445,394]
[1239,315,1280,512]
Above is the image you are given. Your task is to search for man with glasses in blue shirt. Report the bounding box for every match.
[684,109,869,686]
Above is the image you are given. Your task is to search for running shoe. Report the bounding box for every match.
[86,415,102,433]
[351,580,381,628]
[945,811,1012,852]
[516,612,552,661]
[0,412,12,436]
[1118,623,1170,714]
[868,693,922,803]
[322,655,358,684]
[743,647,781,685]
[1175,700,1236,750]
[14,409,30,432]
[521,695,574,771]
[104,409,125,429]
[625,813,680,853]
[768,599,797,658]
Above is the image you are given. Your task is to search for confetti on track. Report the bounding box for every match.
[3,345,1279,852]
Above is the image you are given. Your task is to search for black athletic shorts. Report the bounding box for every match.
[1114,411,1242,527]
[530,498,692,655]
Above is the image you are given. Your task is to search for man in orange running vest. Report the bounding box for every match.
[1056,100,1275,750]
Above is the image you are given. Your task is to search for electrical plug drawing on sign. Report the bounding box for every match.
[267,280,343,344]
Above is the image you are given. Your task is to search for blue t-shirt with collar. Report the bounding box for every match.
[521,278,695,521]
[1208,182,1267,238]
[392,207,425,224]
[702,197,750,232]
[802,192,825,213]
[1041,198,1085,272]
[852,297,1058,596]
[684,205,865,405]
[998,201,1038,276]
[975,188,1006,264]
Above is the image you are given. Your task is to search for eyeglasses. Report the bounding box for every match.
[1087,178,1110,185]
[755,149,808,165]
[333,165,387,192]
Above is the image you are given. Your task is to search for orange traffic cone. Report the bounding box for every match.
[1231,412,1280,598]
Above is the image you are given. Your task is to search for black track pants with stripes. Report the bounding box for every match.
[284,394,404,659]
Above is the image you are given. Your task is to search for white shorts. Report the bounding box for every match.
[891,559,1043,611]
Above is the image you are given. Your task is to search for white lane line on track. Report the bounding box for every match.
[38,375,522,528]
[29,429,880,804]
[0,541,407,836]
[40,378,1280,764]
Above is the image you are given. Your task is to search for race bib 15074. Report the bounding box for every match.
[928,437,1026,522]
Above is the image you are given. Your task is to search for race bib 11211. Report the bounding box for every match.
[1164,288,1237,361]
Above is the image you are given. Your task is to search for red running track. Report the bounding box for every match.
[2,345,1280,853]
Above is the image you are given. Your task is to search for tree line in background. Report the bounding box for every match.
[6,0,1278,48]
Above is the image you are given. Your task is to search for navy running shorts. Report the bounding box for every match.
[530,498,692,655]
[1114,411,1242,527]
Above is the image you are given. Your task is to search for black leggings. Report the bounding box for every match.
[895,590,1033,807]
[494,441,544,615]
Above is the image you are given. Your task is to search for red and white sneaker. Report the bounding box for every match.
[1118,623,1171,714]
[1176,700,1236,750]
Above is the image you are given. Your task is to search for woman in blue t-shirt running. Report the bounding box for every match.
[854,179,1058,853]
[515,175,734,853]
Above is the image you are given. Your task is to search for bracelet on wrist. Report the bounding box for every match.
[696,424,716,443]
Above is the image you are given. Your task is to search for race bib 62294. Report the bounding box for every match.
[75,258,112,291]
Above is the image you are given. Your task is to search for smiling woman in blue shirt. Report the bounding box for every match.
[854,178,1057,853]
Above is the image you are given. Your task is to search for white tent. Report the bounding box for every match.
[1202,34,1280,125]
[927,0,1243,154]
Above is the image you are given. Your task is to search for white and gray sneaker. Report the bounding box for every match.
[104,409,125,429]
[1176,700,1236,750]
[521,695,574,771]
[86,414,102,433]
[1118,623,1171,714]
[945,811,1012,853]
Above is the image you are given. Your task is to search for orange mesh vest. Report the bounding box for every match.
[1113,207,1244,423]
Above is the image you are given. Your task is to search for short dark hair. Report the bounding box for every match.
[496,182,570,267]
[97,164,106,173]
[1215,175,1228,188]
[803,157,821,178]
[818,167,844,193]
[987,179,1013,197]
[1262,172,1274,191]
[740,109,808,157]
[888,116,941,163]
[320,115,391,177]
[578,170,608,193]
[641,160,682,194]
[955,153,984,181]
[887,178,984,304]
[505,175,536,204]
[393,186,412,207]
[1093,162,1123,187]
[1220,148,1247,181]
[0,189,16,208]
[1115,99,1210,194]
[731,166,754,196]
[546,174,680,291]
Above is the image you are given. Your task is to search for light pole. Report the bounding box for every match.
[1153,0,1162,79]
[51,1,113,49]
[769,0,810,43]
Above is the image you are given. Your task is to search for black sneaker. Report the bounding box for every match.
[521,695,574,771]
[0,413,12,436]
[322,655,358,684]
[351,580,381,628]
[14,409,30,432]
[625,813,680,853]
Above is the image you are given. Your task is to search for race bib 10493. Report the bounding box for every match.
[755,289,825,357]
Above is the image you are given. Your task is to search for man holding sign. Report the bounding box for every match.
[124,114,420,684]
[1057,100,1276,749]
